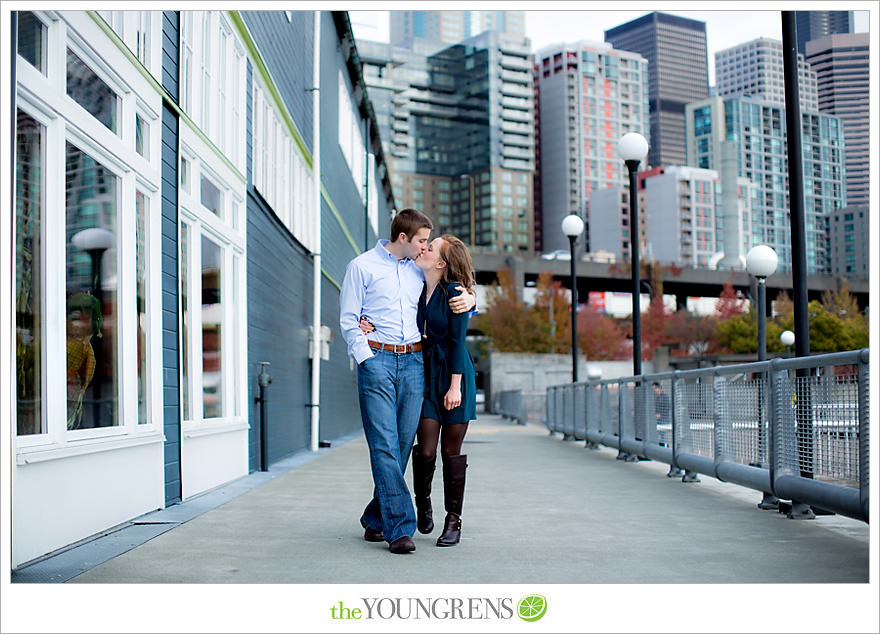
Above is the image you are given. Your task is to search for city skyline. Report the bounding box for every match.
[350,8,871,86]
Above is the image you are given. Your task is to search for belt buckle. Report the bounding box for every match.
[395,344,406,354]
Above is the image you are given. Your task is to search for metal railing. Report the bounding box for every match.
[494,390,526,424]
[544,350,869,523]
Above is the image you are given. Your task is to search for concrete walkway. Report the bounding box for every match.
[26,414,870,584]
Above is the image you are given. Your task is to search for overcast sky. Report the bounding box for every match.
[350,7,871,86]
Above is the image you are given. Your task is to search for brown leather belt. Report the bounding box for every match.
[368,340,422,354]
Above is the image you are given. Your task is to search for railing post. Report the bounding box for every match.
[713,373,728,481]
[585,381,599,449]
[617,380,638,461]
[758,363,779,509]
[677,376,700,483]
[858,349,869,520]
[667,371,684,477]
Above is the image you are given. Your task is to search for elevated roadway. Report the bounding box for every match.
[471,253,869,309]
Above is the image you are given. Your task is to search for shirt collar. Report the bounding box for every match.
[376,239,415,263]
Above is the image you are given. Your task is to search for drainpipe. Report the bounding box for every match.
[309,11,322,452]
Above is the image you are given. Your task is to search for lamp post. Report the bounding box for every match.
[561,214,584,383]
[459,174,475,247]
[618,132,649,376]
[781,330,795,358]
[746,244,779,510]
[746,245,778,362]
[72,227,114,428]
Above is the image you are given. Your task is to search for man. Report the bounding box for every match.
[653,381,671,425]
[339,209,475,554]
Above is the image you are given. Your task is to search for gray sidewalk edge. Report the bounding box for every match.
[10,430,363,583]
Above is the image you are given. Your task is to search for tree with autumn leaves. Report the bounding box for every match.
[715,281,868,353]
[473,268,868,360]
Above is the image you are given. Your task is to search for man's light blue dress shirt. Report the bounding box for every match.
[340,240,425,365]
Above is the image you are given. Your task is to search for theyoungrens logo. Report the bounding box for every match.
[329,595,547,622]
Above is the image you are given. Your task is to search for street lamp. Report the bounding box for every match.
[746,245,778,362]
[618,132,649,376]
[746,244,779,511]
[459,174,475,247]
[72,227,115,428]
[781,330,795,357]
[562,213,584,383]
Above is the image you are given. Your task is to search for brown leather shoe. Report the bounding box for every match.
[389,536,416,554]
[363,526,384,542]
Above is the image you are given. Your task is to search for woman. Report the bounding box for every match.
[412,234,477,547]
[361,234,477,547]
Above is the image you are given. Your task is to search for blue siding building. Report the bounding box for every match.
[10,9,393,568]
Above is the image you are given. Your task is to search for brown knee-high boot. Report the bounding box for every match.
[436,454,467,547]
[411,445,436,534]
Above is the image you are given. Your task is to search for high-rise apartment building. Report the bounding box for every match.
[588,185,646,264]
[643,166,753,269]
[829,205,869,279]
[715,38,819,111]
[360,30,536,253]
[390,10,525,47]
[795,10,854,54]
[686,96,847,274]
[535,41,650,255]
[604,12,709,168]
[805,32,869,207]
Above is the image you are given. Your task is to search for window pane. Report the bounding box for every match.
[17,11,46,73]
[67,48,118,133]
[136,191,148,424]
[66,142,119,430]
[200,175,221,216]
[15,109,44,435]
[135,114,149,158]
[201,236,223,419]
[180,157,190,194]
[180,223,190,420]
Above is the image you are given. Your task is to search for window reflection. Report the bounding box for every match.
[135,114,148,158]
[180,223,191,420]
[67,48,118,133]
[17,11,46,73]
[201,236,222,419]
[15,110,44,435]
[136,191,148,424]
[66,142,118,430]
[200,175,221,217]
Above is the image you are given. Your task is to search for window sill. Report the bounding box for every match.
[182,420,250,439]
[15,432,166,466]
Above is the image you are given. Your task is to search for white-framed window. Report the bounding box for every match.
[252,81,316,251]
[178,129,246,428]
[179,11,245,170]
[337,69,377,235]
[14,11,163,452]
[96,10,162,78]
[337,69,367,202]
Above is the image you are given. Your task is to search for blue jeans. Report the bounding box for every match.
[357,349,425,543]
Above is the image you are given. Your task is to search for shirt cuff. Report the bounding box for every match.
[352,342,374,365]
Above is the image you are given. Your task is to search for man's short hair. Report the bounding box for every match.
[390,208,433,242]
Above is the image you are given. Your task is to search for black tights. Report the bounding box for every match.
[416,418,469,461]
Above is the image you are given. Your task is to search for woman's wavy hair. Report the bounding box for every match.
[438,234,475,293]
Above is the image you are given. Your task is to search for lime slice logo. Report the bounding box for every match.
[517,594,547,622]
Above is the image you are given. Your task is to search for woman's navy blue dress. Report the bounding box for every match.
[418,282,476,424]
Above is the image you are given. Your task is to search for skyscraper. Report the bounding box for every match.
[604,12,709,169]
[686,96,847,274]
[390,10,525,47]
[715,38,819,111]
[359,30,536,253]
[535,41,650,254]
[795,10,854,54]
[805,32,869,207]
